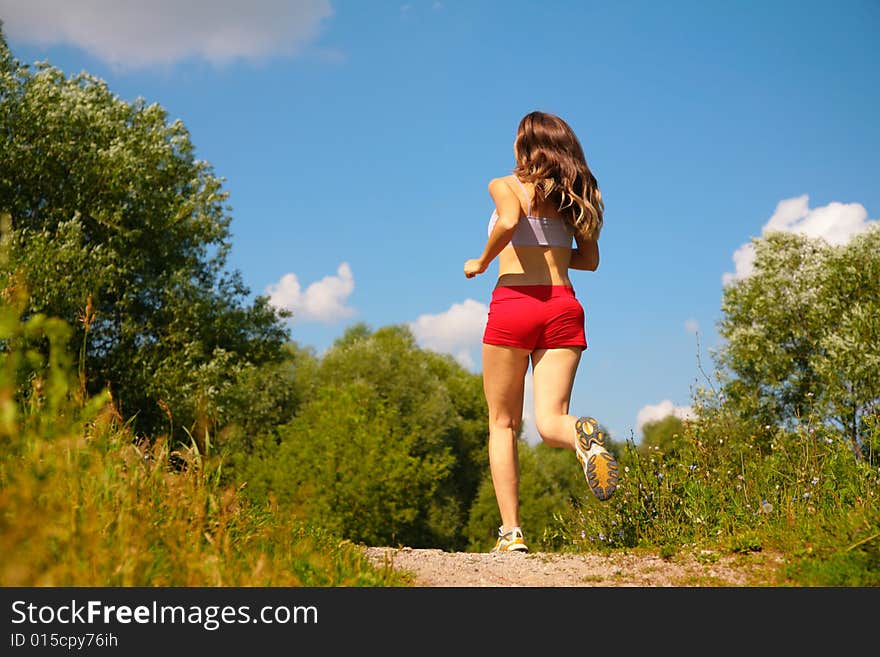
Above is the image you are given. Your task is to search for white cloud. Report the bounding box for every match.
[723,195,877,285]
[684,318,700,334]
[266,262,355,323]
[763,195,871,245]
[0,0,333,69]
[635,400,693,434]
[409,299,487,369]
[723,241,757,285]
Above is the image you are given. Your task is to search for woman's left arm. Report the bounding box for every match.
[569,228,600,271]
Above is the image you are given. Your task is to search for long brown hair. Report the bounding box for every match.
[512,111,603,239]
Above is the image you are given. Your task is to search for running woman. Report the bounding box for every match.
[464,110,618,553]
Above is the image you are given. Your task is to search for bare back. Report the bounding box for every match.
[495,175,574,286]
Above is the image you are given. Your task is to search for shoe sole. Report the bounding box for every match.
[492,544,529,553]
[575,417,619,501]
[491,539,529,553]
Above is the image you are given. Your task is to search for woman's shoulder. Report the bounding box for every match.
[487,175,518,195]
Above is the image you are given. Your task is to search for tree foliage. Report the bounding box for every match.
[242,324,489,550]
[0,27,291,441]
[715,227,880,454]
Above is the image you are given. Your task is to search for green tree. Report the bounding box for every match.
[264,381,454,547]
[715,227,880,455]
[817,228,880,453]
[242,324,489,550]
[0,27,292,441]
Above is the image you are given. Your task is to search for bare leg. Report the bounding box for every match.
[532,346,619,500]
[531,347,583,449]
[482,343,531,532]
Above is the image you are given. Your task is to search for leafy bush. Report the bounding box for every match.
[238,324,489,551]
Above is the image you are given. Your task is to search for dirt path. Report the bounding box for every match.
[362,546,785,587]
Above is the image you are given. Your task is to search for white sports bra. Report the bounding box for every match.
[487,176,573,247]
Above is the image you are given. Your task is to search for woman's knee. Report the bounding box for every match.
[534,412,565,443]
[488,415,521,438]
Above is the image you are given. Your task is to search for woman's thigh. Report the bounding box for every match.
[482,343,531,428]
[530,347,582,431]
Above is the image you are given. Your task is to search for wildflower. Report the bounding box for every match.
[580,530,586,539]
[825,437,833,444]
[806,392,813,397]
[624,466,630,473]
[657,473,664,482]
[688,464,697,471]
[598,533,605,541]
[764,424,771,430]
[811,477,819,486]
[802,492,810,499]
[760,500,773,514]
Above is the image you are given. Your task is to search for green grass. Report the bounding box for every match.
[558,403,880,586]
[0,293,408,587]
[0,409,410,587]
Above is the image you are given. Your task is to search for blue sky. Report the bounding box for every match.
[2,0,878,444]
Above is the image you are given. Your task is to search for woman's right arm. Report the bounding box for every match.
[464,178,520,278]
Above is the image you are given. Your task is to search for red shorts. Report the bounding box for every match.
[482,285,588,351]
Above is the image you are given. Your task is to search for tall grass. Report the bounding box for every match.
[560,398,880,585]
[0,278,408,587]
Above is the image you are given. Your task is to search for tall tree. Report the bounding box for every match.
[715,227,880,454]
[246,324,489,550]
[0,26,291,440]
